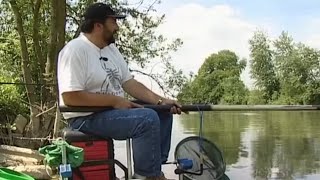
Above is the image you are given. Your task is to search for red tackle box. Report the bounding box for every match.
[63,129,116,180]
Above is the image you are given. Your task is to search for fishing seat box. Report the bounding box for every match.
[63,129,116,180]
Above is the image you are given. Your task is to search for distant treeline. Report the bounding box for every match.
[177,31,320,105]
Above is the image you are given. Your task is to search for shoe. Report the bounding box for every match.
[160,172,175,180]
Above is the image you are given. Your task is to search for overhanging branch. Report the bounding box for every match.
[129,68,175,97]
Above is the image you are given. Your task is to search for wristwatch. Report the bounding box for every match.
[157,98,163,105]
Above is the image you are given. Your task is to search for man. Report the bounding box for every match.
[57,2,181,180]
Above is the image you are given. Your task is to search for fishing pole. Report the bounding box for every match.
[59,104,320,112]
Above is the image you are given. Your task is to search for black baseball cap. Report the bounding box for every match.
[83,3,126,21]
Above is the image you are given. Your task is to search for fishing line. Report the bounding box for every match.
[197,105,205,173]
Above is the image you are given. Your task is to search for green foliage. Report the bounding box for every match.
[0,7,27,123]
[177,50,248,104]
[249,31,280,103]
[249,31,320,104]
[220,76,248,104]
[247,90,267,105]
[0,76,28,124]
[0,32,21,77]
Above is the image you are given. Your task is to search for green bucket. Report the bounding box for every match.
[0,168,35,180]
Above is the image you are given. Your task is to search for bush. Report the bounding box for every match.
[0,76,28,124]
[247,89,267,105]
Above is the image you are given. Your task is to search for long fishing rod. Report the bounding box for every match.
[59,104,320,112]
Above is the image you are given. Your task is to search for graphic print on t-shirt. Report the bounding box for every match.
[100,58,121,94]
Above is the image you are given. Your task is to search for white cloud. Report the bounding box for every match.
[306,35,320,49]
[154,3,266,89]
[303,18,320,49]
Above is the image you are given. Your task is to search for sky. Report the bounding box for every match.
[129,0,320,94]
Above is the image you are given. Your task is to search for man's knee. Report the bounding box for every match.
[134,108,160,130]
[141,108,160,124]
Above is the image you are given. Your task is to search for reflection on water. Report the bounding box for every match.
[176,111,320,180]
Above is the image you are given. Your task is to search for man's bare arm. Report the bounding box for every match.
[122,79,161,104]
[123,79,183,114]
[62,91,142,109]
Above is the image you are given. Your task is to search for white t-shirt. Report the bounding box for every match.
[58,33,133,119]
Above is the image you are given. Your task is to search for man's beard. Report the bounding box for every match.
[110,36,115,43]
[103,29,116,44]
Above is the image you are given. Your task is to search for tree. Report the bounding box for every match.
[248,30,320,105]
[273,32,320,104]
[220,76,248,104]
[0,0,184,148]
[178,50,248,104]
[249,31,280,103]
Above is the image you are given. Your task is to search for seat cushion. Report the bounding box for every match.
[63,128,112,142]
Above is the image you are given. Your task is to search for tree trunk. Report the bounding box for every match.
[56,0,66,60]
[9,0,41,136]
[54,0,66,94]
[32,0,46,107]
[41,0,67,141]
[46,0,57,78]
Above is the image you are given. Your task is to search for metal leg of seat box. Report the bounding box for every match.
[126,139,133,179]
